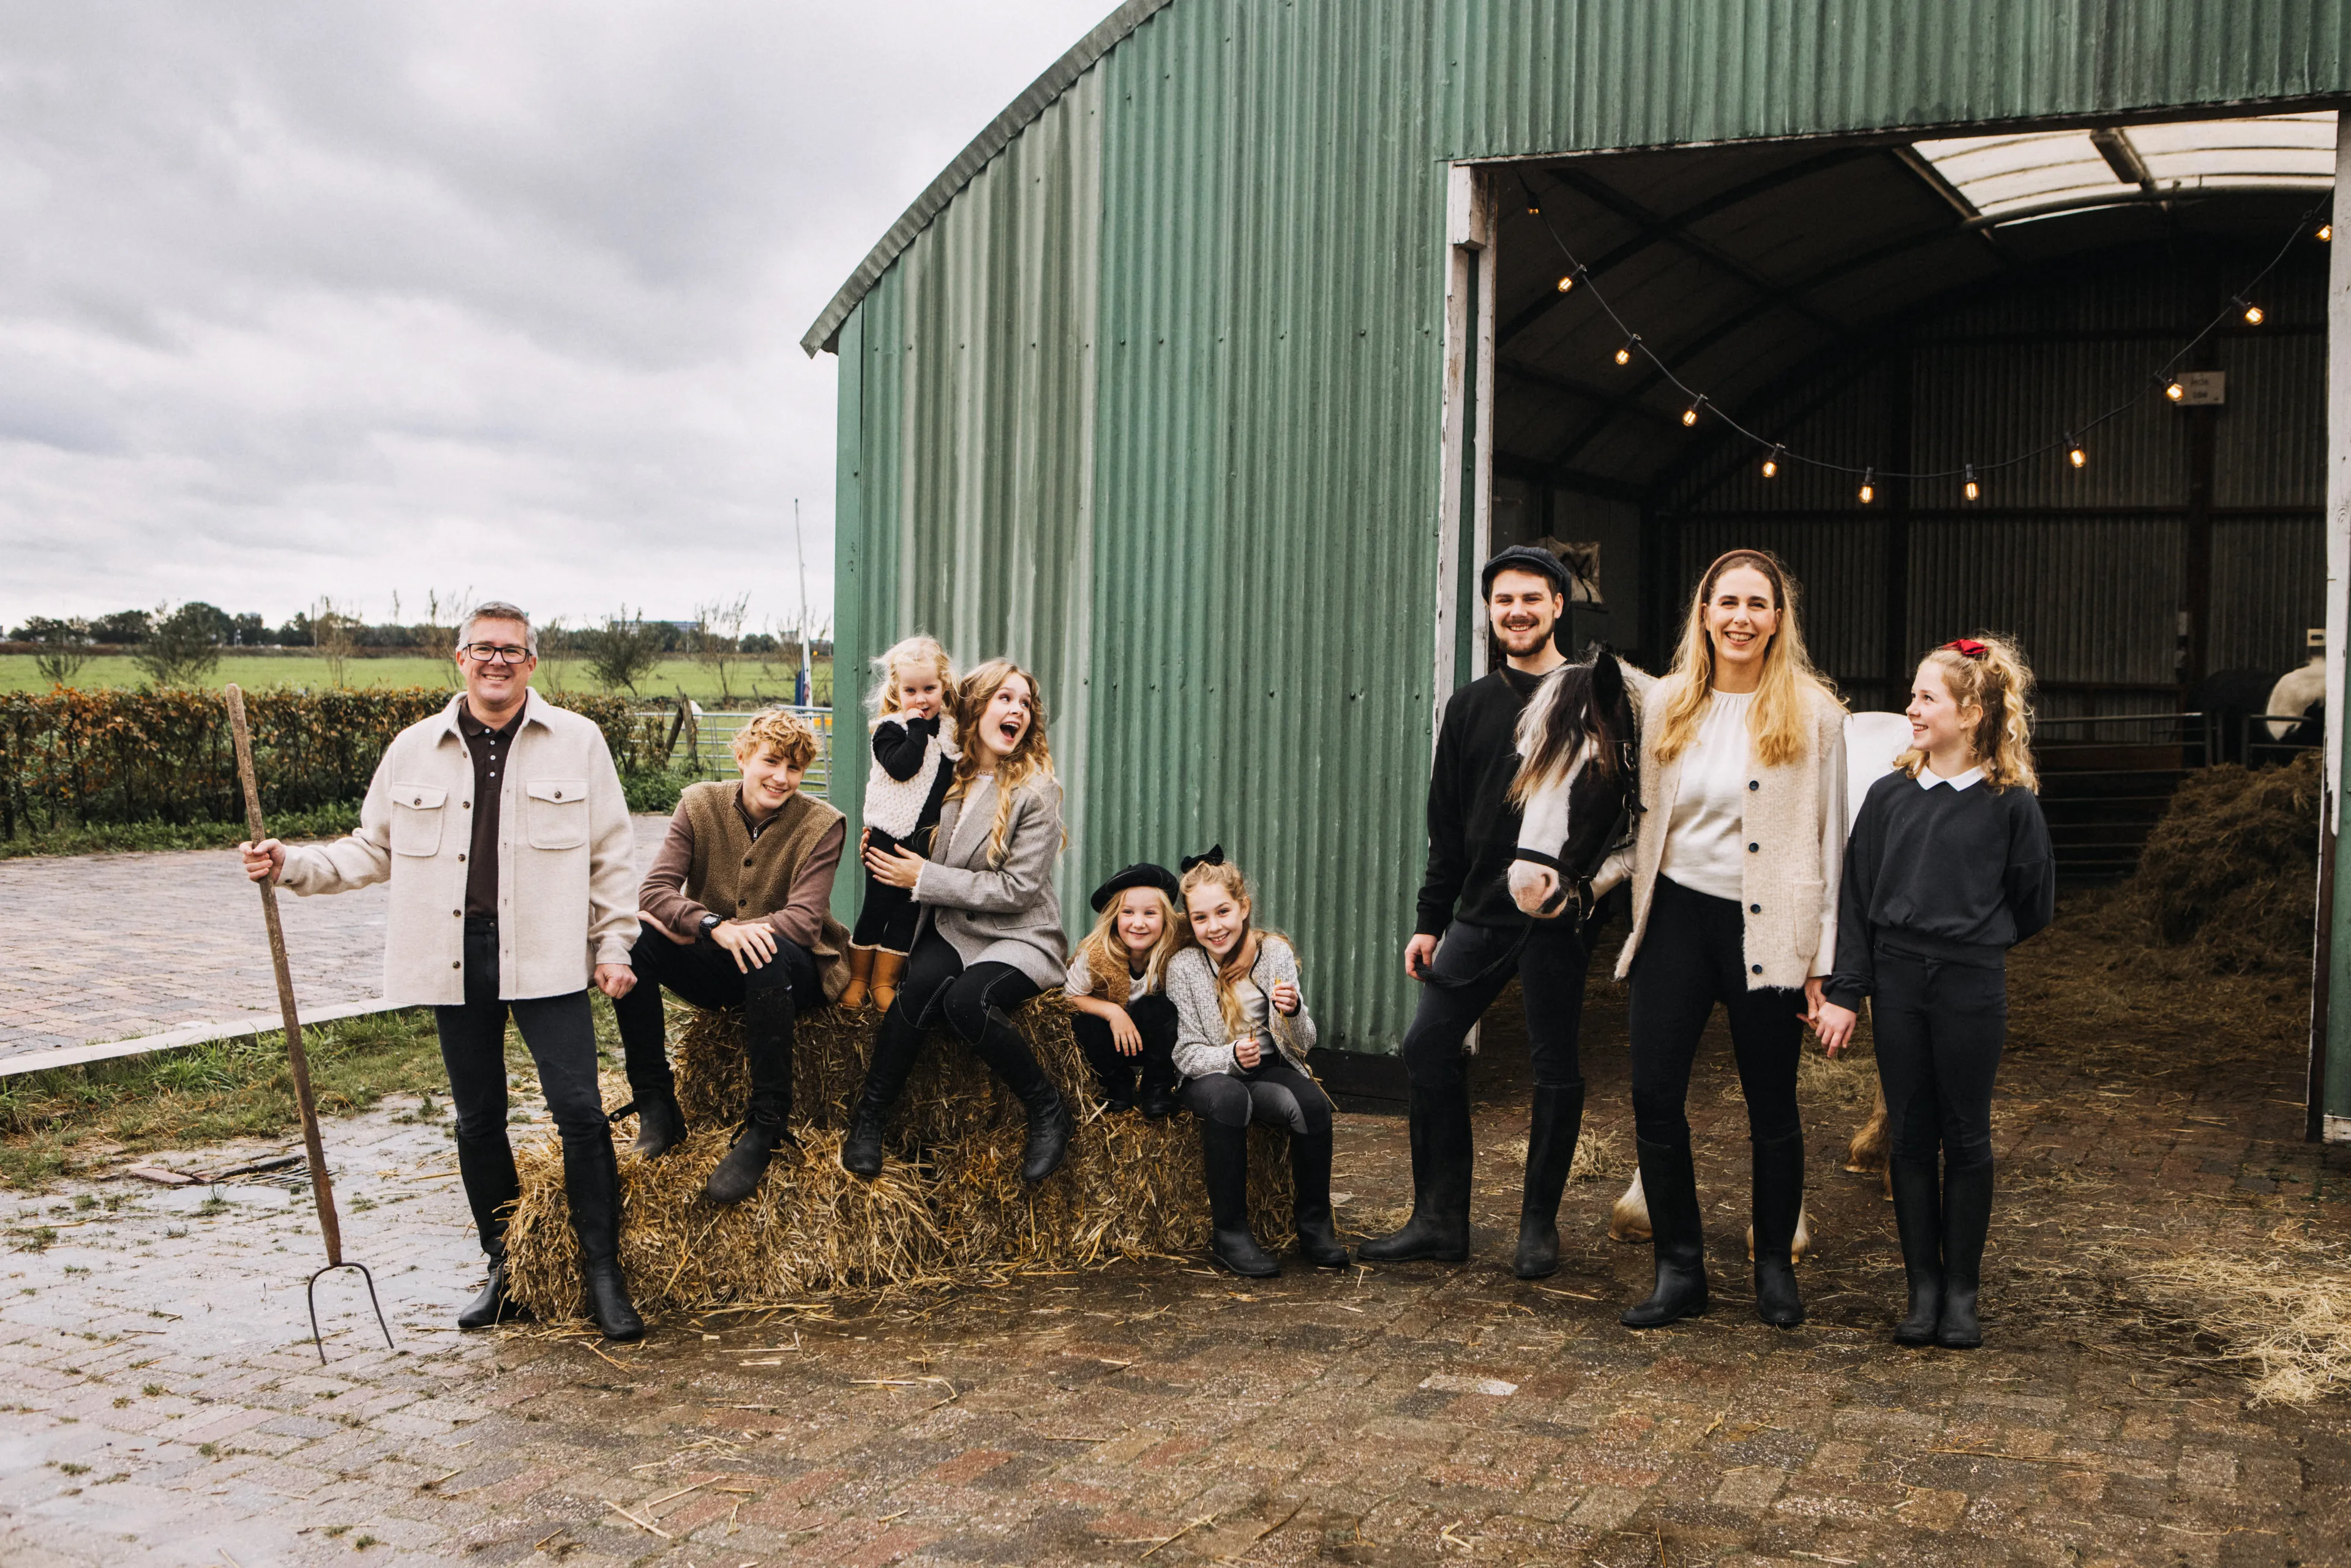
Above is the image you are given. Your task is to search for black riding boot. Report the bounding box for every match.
[1621,1137,1709,1328]
[1136,1037,1180,1120]
[1357,1087,1472,1263]
[457,1249,530,1329]
[841,1003,923,1180]
[1937,1158,1993,1349]
[1514,1084,1585,1280]
[1204,1120,1279,1277]
[1751,1130,1806,1327]
[1888,1157,1945,1346]
[564,1136,643,1341]
[1289,1126,1350,1269]
[967,1010,1073,1184]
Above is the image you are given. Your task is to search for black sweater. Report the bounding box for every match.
[1824,770,2057,1010]
[1415,666,1545,936]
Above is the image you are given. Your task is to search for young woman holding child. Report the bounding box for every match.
[841,636,960,1013]
[1065,863,1185,1117]
[1165,850,1348,1277]
[840,659,1076,1185]
[1613,548,1848,1331]
[1817,636,2053,1349]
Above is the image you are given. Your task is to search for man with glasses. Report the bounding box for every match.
[241,601,647,1340]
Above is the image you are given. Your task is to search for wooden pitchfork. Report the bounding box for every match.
[224,684,395,1364]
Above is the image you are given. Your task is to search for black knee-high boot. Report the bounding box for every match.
[1621,1137,1708,1327]
[1357,1087,1472,1263]
[1514,1084,1585,1280]
[1937,1158,1993,1349]
[966,1010,1074,1184]
[1204,1120,1278,1277]
[1751,1130,1806,1327]
[563,1135,643,1341]
[1289,1127,1349,1268]
[1888,1157,1944,1346]
[841,1003,924,1179]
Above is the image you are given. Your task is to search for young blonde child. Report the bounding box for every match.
[842,636,959,1010]
[1817,634,2054,1351]
[1164,850,1346,1277]
[1065,864,1185,1116]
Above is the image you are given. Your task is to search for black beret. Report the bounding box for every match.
[1089,861,1182,913]
[1479,544,1571,599]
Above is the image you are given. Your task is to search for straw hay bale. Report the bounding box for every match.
[2107,751,2320,973]
[507,992,1296,1315]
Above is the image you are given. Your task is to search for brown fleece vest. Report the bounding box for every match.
[680,783,851,986]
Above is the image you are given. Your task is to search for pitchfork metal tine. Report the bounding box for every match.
[307,1261,396,1365]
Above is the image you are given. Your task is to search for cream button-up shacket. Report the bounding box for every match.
[277,690,640,1006]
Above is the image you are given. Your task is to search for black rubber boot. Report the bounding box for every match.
[841,1005,922,1180]
[1204,1120,1279,1277]
[1136,1041,1180,1120]
[1514,1083,1585,1280]
[968,1011,1073,1184]
[1751,1130,1807,1327]
[1888,1156,1945,1347]
[564,1137,643,1341]
[1289,1127,1350,1269]
[1621,1137,1709,1328]
[705,1119,793,1206]
[1357,1087,1472,1263]
[1937,1158,1993,1349]
[457,1252,531,1329]
[614,1088,686,1160]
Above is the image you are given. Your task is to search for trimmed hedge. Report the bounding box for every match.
[0,687,677,838]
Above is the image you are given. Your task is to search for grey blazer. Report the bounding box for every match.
[910,774,1069,988]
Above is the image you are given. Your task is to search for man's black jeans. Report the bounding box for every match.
[436,917,606,1255]
[611,925,820,1123]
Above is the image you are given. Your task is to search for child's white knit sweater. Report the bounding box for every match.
[863,710,959,839]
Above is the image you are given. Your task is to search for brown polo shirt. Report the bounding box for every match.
[456,702,523,921]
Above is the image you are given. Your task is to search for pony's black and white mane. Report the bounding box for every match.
[1510,649,1651,802]
[1505,648,1651,921]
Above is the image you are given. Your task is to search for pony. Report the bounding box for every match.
[1504,648,1645,928]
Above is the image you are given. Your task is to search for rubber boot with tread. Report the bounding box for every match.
[1621,1137,1709,1329]
[1204,1120,1278,1277]
[1751,1130,1807,1328]
[1937,1158,1993,1349]
[1356,1089,1471,1263]
[1289,1127,1350,1269]
[1888,1157,1945,1346]
[566,1138,644,1342]
[1513,1084,1584,1280]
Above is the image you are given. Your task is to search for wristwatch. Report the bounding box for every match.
[698,913,723,941]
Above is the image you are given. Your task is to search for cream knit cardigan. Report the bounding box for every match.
[1611,677,1847,990]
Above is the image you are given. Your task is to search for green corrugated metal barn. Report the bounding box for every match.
[806,0,2351,1125]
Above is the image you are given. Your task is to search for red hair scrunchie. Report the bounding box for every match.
[1942,638,1989,659]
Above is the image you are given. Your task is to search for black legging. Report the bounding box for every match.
[1071,992,1179,1103]
[857,928,1047,1109]
[1870,946,2005,1171]
[1627,876,1804,1147]
[610,925,820,1119]
[1400,917,1588,1096]
[1180,1057,1333,1136]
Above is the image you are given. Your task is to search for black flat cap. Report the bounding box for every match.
[1480,544,1571,598]
[1090,861,1182,913]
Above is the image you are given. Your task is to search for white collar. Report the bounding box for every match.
[1918,765,1984,792]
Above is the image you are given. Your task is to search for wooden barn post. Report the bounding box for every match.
[2321,129,2351,1144]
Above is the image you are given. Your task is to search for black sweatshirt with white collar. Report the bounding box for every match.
[1824,767,2056,1011]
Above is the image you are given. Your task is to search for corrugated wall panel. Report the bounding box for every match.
[2211,512,2327,671]
[1674,514,1887,685]
[1907,514,2184,687]
[2216,331,2327,508]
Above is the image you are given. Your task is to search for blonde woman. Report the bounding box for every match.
[840,660,1073,1185]
[1614,549,1847,1331]
[1065,863,1185,1116]
[1164,849,1346,1277]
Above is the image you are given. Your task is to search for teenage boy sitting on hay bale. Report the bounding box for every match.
[610,707,852,1203]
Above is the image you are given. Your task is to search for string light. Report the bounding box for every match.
[1682,395,1707,428]
[2320,222,2333,242]
[2238,298,2265,326]
[1761,445,1782,479]
[1614,336,1638,366]
[1963,463,1980,502]
[1857,467,1876,505]
[2067,437,2088,468]
[2165,380,2187,402]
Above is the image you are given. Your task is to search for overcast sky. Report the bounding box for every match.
[0,1,1112,636]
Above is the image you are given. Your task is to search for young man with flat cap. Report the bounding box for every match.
[1063,861,1185,1117]
[1360,545,1594,1280]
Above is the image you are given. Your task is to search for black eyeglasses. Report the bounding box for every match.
[460,643,532,665]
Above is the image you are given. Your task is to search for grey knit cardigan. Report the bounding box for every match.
[1164,933,1318,1081]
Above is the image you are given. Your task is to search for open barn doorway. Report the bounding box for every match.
[1439,114,2337,882]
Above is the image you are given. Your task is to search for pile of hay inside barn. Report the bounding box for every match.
[2104,749,2322,973]
[502,994,1297,1319]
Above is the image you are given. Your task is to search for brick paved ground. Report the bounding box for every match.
[4,941,2350,1565]
[0,819,672,1063]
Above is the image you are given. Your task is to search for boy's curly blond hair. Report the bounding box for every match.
[731,707,819,770]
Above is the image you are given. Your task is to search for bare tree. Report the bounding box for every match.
[28,618,92,685]
[689,594,751,705]
[584,607,665,695]
[419,587,473,687]
[313,597,358,688]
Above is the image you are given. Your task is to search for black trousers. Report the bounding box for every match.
[1627,877,1805,1147]
[1401,917,1589,1095]
[1071,993,1178,1102]
[1180,1058,1334,1136]
[859,928,1048,1109]
[437,918,607,1256]
[1870,946,2006,1170]
[611,925,820,1119]
[850,827,928,950]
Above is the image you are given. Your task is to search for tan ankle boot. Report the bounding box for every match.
[869,950,909,1013]
[838,944,877,1009]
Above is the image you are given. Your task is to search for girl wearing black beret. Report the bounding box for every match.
[1065,863,1184,1116]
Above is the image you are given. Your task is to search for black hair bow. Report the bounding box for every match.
[1179,844,1224,873]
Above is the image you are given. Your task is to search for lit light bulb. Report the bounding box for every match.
[1859,467,1876,505]
[1682,405,1699,427]
[2243,302,2265,326]
[1615,344,1632,366]
[1761,448,1780,479]
[2165,380,2186,402]
[1556,274,1575,293]
[1963,463,1980,502]
[2068,442,2088,468]
[1528,203,1541,216]
[2321,223,2334,242]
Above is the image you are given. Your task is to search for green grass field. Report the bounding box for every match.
[0,653,832,706]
